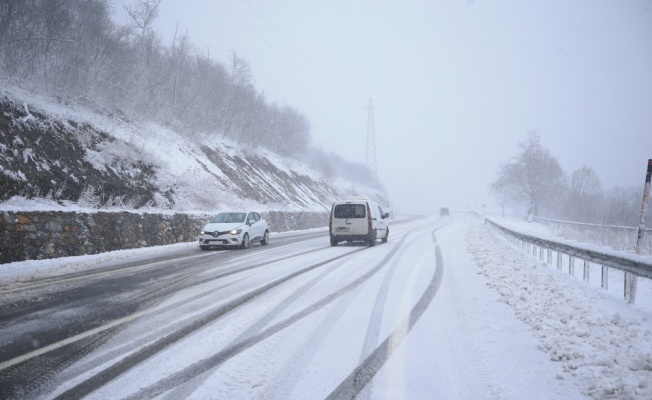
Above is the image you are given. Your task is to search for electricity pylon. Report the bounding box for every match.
[366,98,378,180]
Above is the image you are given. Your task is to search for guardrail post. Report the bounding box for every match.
[539,247,544,261]
[547,249,552,264]
[601,266,608,290]
[583,260,590,282]
[569,256,575,276]
[557,252,562,272]
[625,274,637,303]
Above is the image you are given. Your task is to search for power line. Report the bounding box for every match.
[218,0,359,100]
[216,0,320,85]
[243,0,331,83]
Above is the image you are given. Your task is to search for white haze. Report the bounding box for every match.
[112,0,652,215]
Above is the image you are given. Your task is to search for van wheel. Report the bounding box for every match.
[368,231,377,247]
[261,230,269,245]
[330,236,338,246]
[382,228,389,243]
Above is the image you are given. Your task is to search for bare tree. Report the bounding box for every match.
[490,167,523,217]
[492,131,567,217]
[229,52,253,86]
[564,166,603,222]
[273,106,311,157]
[600,187,644,226]
[123,0,161,39]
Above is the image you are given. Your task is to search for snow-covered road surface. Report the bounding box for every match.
[1,214,650,399]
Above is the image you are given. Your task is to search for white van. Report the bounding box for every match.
[329,197,389,246]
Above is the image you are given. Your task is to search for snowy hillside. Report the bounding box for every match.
[0,86,387,213]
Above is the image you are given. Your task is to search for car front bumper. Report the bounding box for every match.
[198,234,242,246]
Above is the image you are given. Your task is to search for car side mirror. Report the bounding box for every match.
[383,213,389,219]
[248,219,255,225]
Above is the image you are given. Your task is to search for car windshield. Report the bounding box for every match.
[211,212,246,223]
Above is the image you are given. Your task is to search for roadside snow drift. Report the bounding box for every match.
[468,219,652,400]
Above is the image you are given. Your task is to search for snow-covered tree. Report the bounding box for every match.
[491,131,567,217]
[0,0,315,159]
[600,186,645,226]
[564,166,603,222]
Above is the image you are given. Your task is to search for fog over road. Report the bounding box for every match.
[3,215,649,399]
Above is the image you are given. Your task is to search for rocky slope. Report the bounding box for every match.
[0,87,387,213]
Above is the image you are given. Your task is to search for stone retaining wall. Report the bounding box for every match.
[0,210,329,264]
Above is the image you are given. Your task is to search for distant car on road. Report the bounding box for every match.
[440,207,450,216]
[199,211,269,250]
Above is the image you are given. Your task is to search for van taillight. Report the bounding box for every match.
[329,204,334,234]
[367,203,372,233]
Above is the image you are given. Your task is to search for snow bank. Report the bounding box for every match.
[467,219,652,400]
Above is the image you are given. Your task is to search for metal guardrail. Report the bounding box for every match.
[532,216,652,255]
[485,214,652,255]
[484,218,652,302]
[533,216,652,233]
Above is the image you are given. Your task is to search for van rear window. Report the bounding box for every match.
[334,204,366,218]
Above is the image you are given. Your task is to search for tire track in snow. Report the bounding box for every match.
[325,223,447,400]
[359,222,443,355]
[51,248,365,400]
[261,224,441,400]
[160,257,353,400]
[120,235,409,400]
[354,223,440,400]
[32,275,253,399]
[0,263,200,398]
[0,240,335,378]
[256,261,369,400]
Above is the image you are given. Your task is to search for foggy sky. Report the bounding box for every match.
[114,0,652,215]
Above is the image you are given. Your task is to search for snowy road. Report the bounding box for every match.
[1,214,651,399]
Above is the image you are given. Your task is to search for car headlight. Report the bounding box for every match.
[200,230,205,235]
[229,228,242,235]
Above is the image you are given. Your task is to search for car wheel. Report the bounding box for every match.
[261,230,269,245]
[240,233,250,249]
[330,236,338,246]
[382,228,389,243]
[368,230,377,247]
[200,245,210,250]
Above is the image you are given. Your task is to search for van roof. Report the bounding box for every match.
[333,198,373,205]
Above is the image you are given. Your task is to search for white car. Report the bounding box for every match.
[199,211,269,250]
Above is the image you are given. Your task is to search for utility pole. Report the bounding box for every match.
[625,158,652,304]
[366,98,377,180]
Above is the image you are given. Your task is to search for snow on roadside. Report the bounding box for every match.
[467,219,652,400]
